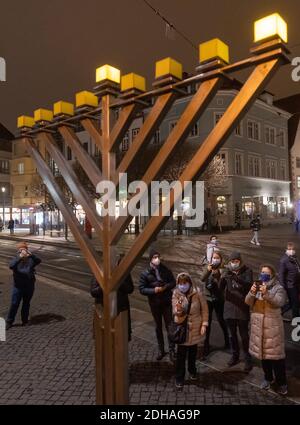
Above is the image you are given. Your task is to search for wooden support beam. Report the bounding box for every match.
[110,103,140,151]
[81,118,103,153]
[110,57,282,291]
[101,94,116,404]
[23,137,104,287]
[37,131,103,238]
[58,125,102,187]
[113,92,177,185]
[110,77,222,245]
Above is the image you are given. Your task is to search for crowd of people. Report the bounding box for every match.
[137,240,300,395]
[5,234,300,397]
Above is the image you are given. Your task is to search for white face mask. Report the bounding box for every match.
[286,249,296,256]
[151,257,160,266]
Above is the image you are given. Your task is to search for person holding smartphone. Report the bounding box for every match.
[201,251,229,358]
[246,264,288,395]
[6,242,41,330]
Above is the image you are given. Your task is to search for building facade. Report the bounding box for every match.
[0,123,13,225]
[274,94,300,221]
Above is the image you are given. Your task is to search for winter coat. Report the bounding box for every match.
[9,254,41,288]
[206,242,220,264]
[279,253,300,289]
[250,219,261,232]
[201,267,225,302]
[172,286,209,346]
[8,220,15,230]
[245,278,287,360]
[90,275,134,313]
[139,263,175,306]
[220,265,253,321]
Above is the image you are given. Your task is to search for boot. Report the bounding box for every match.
[227,355,239,367]
[156,347,166,361]
[169,349,176,364]
[244,355,253,373]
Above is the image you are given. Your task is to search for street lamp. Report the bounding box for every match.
[1,187,5,229]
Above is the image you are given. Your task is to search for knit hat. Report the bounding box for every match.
[228,251,241,261]
[176,272,193,285]
[149,248,160,261]
[16,242,28,250]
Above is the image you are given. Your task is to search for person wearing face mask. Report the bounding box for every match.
[246,265,288,395]
[204,235,220,265]
[6,242,41,330]
[279,242,300,319]
[172,273,208,388]
[250,214,261,246]
[201,252,230,358]
[139,249,176,361]
[220,251,253,371]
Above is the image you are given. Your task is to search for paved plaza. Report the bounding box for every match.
[0,224,299,405]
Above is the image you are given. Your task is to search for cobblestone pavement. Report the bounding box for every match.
[0,265,296,405]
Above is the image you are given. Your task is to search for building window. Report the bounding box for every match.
[247,120,260,141]
[235,152,243,175]
[215,152,228,175]
[278,129,286,148]
[279,160,286,180]
[214,112,224,126]
[265,126,276,145]
[132,128,140,140]
[0,160,9,174]
[122,131,129,151]
[153,129,160,145]
[248,156,260,177]
[216,195,227,215]
[297,176,300,189]
[235,121,243,137]
[296,157,300,168]
[83,142,89,152]
[266,159,277,179]
[169,121,177,132]
[216,98,223,106]
[190,123,199,137]
[18,162,25,175]
[24,186,28,197]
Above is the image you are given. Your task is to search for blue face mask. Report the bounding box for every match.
[260,273,271,283]
[178,283,190,294]
[230,262,240,271]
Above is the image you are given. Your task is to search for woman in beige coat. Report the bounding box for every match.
[245,264,288,395]
[172,273,209,388]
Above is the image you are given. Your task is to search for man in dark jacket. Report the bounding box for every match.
[220,251,253,371]
[139,249,176,361]
[90,258,134,341]
[6,242,41,329]
[8,219,15,235]
[279,242,300,319]
[250,214,261,246]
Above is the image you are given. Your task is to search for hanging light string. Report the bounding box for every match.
[140,0,198,52]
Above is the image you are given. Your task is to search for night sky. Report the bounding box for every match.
[0,0,300,133]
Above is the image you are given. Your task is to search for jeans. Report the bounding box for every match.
[149,301,175,352]
[282,286,300,319]
[176,344,197,383]
[7,284,35,325]
[205,299,229,349]
[261,359,287,386]
[251,231,259,244]
[226,318,250,360]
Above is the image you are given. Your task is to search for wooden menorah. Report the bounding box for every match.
[16,13,289,405]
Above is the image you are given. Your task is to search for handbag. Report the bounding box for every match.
[169,297,193,344]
